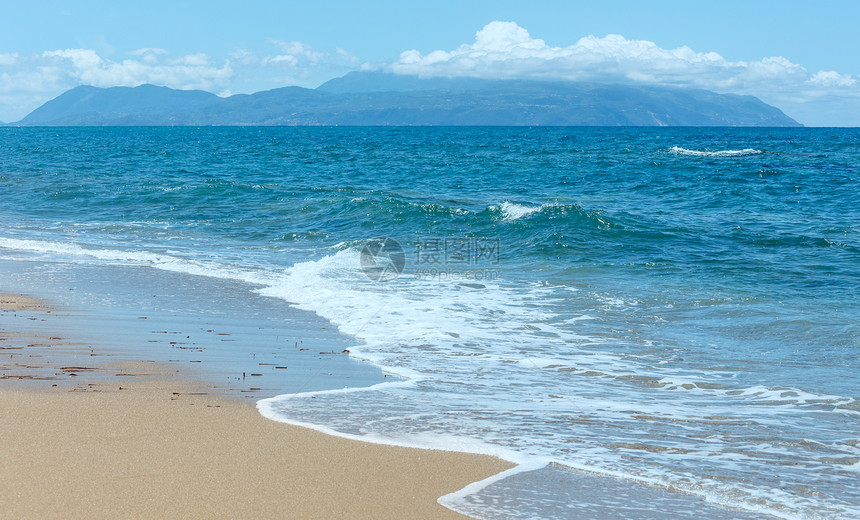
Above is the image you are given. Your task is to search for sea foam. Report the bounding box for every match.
[492,201,548,221]
[669,146,763,157]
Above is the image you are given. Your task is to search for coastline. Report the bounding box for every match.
[0,292,513,519]
[2,126,855,520]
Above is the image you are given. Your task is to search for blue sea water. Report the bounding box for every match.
[0,127,858,519]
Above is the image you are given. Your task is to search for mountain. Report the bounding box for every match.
[13,72,802,127]
[18,84,220,126]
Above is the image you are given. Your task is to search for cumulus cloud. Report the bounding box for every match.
[0,47,235,120]
[388,21,859,117]
[128,48,169,65]
[265,39,324,67]
[335,47,359,63]
[227,48,260,66]
[0,48,235,121]
[242,39,361,85]
[0,38,364,121]
[808,70,856,88]
[0,52,18,66]
[38,48,233,90]
[1,22,856,125]
[128,47,168,57]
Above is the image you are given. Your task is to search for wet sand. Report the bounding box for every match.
[0,293,512,519]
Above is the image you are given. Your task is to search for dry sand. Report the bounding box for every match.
[0,294,513,519]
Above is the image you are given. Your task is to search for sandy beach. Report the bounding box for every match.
[0,293,512,519]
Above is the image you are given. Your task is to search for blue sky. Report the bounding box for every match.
[1,1,858,125]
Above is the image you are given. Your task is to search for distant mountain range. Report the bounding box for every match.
[8,71,801,127]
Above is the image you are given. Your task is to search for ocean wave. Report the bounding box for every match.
[513,354,860,415]
[490,201,601,224]
[0,236,270,287]
[3,234,857,519]
[669,146,763,157]
[491,201,549,221]
[257,382,529,463]
[7,234,854,418]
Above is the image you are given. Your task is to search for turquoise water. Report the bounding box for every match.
[1,127,858,519]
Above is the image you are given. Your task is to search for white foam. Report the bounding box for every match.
[254,248,575,372]
[257,383,528,463]
[669,146,763,157]
[438,460,549,513]
[0,236,271,287]
[517,357,566,369]
[492,201,548,221]
[4,234,857,519]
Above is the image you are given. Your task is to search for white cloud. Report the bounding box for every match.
[129,47,168,56]
[808,70,856,88]
[1,23,857,125]
[244,40,362,87]
[0,52,19,66]
[228,48,260,66]
[0,39,360,121]
[266,54,298,67]
[129,48,169,65]
[391,22,793,88]
[37,47,233,90]
[0,48,235,121]
[265,39,324,67]
[335,47,359,63]
[169,53,212,67]
[388,21,859,121]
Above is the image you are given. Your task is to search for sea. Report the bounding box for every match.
[0,126,857,519]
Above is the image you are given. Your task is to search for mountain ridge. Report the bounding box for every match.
[11,72,802,127]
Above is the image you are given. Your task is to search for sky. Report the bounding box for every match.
[1,1,858,126]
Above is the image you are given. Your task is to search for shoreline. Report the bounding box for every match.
[1,291,513,519]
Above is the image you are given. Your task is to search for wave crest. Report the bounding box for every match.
[669,146,763,157]
[491,201,550,222]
